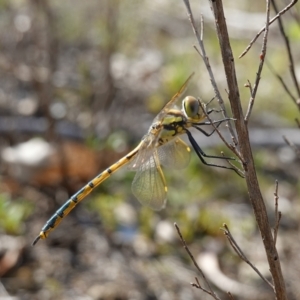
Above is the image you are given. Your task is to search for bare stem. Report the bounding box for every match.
[239,0,298,58]
[191,277,215,296]
[273,180,282,246]
[283,135,300,158]
[208,0,287,298]
[271,0,300,100]
[174,223,221,300]
[222,224,274,290]
[266,60,299,108]
[245,0,270,123]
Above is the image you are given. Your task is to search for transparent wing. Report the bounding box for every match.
[131,151,167,211]
[157,138,191,170]
[154,73,194,122]
[127,133,156,171]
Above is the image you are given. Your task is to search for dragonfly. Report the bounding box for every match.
[32,73,238,245]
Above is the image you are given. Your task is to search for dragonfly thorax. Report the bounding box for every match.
[182,96,206,122]
[153,111,187,146]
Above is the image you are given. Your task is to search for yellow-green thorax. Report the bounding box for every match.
[150,96,207,146]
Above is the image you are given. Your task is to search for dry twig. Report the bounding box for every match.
[266,60,298,107]
[174,223,221,300]
[222,224,274,289]
[181,0,288,297]
[208,0,287,298]
[245,0,271,123]
[273,180,282,246]
[239,0,298,58]
[283,135,300,158]
[244,80,253,95]
[270,0,300,109]
[191,277,214,295]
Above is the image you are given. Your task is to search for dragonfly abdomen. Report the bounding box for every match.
[32,145,141,245]
[32,171,111,245]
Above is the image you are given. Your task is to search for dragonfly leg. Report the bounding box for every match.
[206,108,223,114]
[186,130,242,177]
[193,118,229,137]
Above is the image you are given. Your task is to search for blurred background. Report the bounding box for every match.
[0,0,299,299]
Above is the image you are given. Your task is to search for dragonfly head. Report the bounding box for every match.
[182,96,206,122]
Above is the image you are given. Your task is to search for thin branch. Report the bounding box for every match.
[244,80,253,95]
[191,277,201,289]
[180,0,290,297]
[222,224,274,290]
[239,0,298,58]
[174,223,221,300]
[200,12,204,50]
[271,0,300,99]
[208,0,287,298]
[191,277,215,295]
[288,1,300,25]
[182,0,239,148]
[283,135,300,158]
[245,0,271,123]
[266,60,299,108]
[273,180,282,246]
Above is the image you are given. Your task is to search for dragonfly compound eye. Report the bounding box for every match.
[183,96,200,119]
